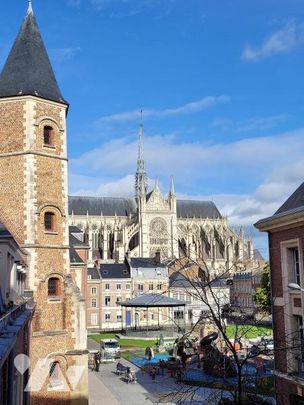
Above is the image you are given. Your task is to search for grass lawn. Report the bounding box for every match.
[225,325,273,340]
[89,332,156,349]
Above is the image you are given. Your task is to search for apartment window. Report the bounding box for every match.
[292,248,301,285]
[126,297,131,302]
[117,284,121,290]
[44,125,53,146]
[157,283,162,290]
[126,284,130,290]
[117,314,122,321]
[149,283,154,291]
[105,283,110,290]
[91,313,98,326]
[174,311,184,320]
[105,313,111,321]
[173,293,178,300]
[138,284,144,294]
[105,296,110,306]
[91,287,97,295]
[91,298,97,308]
[44,212,55,231]
[48,277,61,297]
[116,296,122,306]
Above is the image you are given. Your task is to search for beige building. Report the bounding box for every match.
[0,4,88,404]
[87,262,131,331]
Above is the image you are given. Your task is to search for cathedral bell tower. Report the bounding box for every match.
[0,3,88,404]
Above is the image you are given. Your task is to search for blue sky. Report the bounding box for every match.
[1,0,304,256]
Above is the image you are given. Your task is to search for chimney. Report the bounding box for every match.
[155,251,161,265]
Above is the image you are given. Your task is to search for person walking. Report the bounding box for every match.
[151,366,157,382]
[94,352,100,372]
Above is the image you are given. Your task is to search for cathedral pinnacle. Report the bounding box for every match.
[170,176,175,195]
[135,111,148,197]
[27,0,33,15]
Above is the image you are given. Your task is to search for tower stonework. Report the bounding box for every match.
[0,6,88,405]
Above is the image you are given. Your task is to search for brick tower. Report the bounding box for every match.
[0,4,88,404]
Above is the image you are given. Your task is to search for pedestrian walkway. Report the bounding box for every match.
[89,370,119,405]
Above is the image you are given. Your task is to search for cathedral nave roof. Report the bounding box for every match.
[68,196,222,219]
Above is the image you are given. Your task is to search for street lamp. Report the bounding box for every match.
[288,283,304,292]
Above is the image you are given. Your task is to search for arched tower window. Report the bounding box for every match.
[44,212,55,231]
[44,125,54,146]
[48,277,61,297]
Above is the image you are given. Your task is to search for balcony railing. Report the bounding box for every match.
[0,301,32,334]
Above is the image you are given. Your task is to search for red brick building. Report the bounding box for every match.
[255,182,304,405]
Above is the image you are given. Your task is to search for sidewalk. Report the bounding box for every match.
[89,370,119,405]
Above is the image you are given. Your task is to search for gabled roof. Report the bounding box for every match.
[275,182,304,215]
[176,200,222,219]
[255,182,304,230]
[0,8,67,104]
[68,196,137,217]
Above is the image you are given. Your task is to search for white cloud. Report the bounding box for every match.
[69,127,304,233]
[242,21,304,62]
[95,96,230,124]
[211,114,288,133]
[50,47,81,63]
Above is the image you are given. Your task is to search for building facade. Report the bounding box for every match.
[0,4,88,404]
[0,224,32,405]
[255,182,304,405]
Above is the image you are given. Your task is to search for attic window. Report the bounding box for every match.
[123,270,128,274]
[103,270,108,275]
[44,126,54,146]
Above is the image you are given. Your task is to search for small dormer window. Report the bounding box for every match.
[44,126,53,146]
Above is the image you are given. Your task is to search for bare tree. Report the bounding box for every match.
[162,251,275,405]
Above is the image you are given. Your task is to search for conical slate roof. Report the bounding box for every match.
[0,7,67,104]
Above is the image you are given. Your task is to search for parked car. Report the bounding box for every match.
[100,339,121,361]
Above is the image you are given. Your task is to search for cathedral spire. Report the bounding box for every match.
[135,110,148,196]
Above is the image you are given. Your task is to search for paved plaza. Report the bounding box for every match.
[88,338,226,405]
